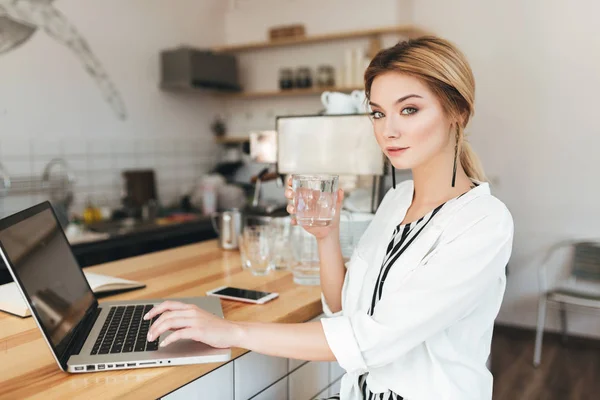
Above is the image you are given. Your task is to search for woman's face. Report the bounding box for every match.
[369,72,454,170]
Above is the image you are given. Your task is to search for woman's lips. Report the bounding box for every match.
[386,147,409,156]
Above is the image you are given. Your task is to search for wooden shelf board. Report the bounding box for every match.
[215,136,249,144]
[212,25,430,53]
[217,86,363,99]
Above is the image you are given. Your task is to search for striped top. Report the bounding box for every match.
[320,180,512,400]
[325,203,445,400]
[368,203,445,317]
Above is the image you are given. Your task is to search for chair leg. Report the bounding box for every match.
[533,295,547,367]
[559,302,568,345]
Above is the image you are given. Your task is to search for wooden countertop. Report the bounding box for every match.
[0,240,323,400]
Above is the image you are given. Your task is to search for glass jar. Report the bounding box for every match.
[294,67,313,89]
[316,65,335,87]
[279,68,294,90]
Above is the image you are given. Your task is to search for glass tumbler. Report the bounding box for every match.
[290,225,320,286]
[292,174,339,227]
[242,216,274,276]
[269,216,293,270]
[237,231,250,270]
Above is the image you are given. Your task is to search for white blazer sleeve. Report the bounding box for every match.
[321,258,353,317]
[320,210,513,374]
[321,292,342,317]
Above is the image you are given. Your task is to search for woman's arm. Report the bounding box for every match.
[145,302,336,362]
[233,320,336,361]
[317,233,346,314]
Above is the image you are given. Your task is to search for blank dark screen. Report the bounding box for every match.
[213,287,271,300]
[0,208,94,354]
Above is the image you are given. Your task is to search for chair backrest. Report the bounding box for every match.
[572,242,600,281]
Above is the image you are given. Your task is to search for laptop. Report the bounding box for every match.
[0,201,231,373]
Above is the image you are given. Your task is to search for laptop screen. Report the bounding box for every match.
[0,203,95,361]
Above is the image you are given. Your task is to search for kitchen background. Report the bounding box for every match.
[0,0,599,354]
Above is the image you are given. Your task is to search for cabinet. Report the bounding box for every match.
[234,351,288,400]
[328,379,342,398]
[164,354,344,400]
[164,314,346,400]
[289,357,309,373]
[313,388,330,400]
[288,360,331,400]
[250,378,288,400]
[330,361,345,382]
[162,362,234,400]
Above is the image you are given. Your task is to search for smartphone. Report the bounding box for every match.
[206,286,279,304]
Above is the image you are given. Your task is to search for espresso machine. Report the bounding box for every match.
[247,114,388,215]
[274,113,387,212]
[245,114,388,263]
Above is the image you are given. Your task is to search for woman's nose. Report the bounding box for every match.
[384,114,401,139]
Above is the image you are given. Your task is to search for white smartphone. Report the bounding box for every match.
[206,286,279,304]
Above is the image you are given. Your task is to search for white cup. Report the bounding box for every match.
[321,91,356,115]
[351,90,368,114]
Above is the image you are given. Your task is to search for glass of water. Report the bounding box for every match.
[243,216,274,276]
[238,232,250,270]
[292,174,339,227]
[269,216,293,270]
[290,224,320,285]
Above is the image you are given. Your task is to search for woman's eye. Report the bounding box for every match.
[370,111,385,120]
[401,107,418,115]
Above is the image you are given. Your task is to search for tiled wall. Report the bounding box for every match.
[0,136,218,218]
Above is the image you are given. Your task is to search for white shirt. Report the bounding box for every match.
[320,180,514,400]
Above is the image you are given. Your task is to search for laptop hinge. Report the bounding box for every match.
[66,306,102,358]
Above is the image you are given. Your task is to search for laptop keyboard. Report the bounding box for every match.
[91,305,159,355]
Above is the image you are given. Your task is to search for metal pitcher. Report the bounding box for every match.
[211,208,243,250]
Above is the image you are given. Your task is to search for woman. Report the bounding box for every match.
[144,37,514,400]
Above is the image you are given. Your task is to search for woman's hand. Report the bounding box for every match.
[144,301,241,349]
[284,175,344,241]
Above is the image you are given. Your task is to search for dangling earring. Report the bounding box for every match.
[392,166,396,189]
[451,127,459,187]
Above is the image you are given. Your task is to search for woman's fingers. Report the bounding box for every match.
[148,315,195,342]
[336,189,344,207]
[144,300,194,320]
[159,328,200,348]
[284,187,294,199]
[149,309,195,337]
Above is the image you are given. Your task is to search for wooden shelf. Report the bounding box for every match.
[217,86,363,99]
[214,136,249,144]
[212,25,429,53]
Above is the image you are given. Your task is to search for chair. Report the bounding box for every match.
[533,241,600,366]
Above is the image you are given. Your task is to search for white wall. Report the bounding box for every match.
[0,0,226,215]
[224,0,412,45]
[412,0,600,338]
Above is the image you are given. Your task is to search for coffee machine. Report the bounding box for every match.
[274,113,387,212]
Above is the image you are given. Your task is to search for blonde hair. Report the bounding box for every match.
[364,36,486,182]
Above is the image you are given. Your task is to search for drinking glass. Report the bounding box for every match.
[269,216,293,270]
[290,225,320,285]
[237,232,250,270]
[291,174,339,227]
[242,216,274,276]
